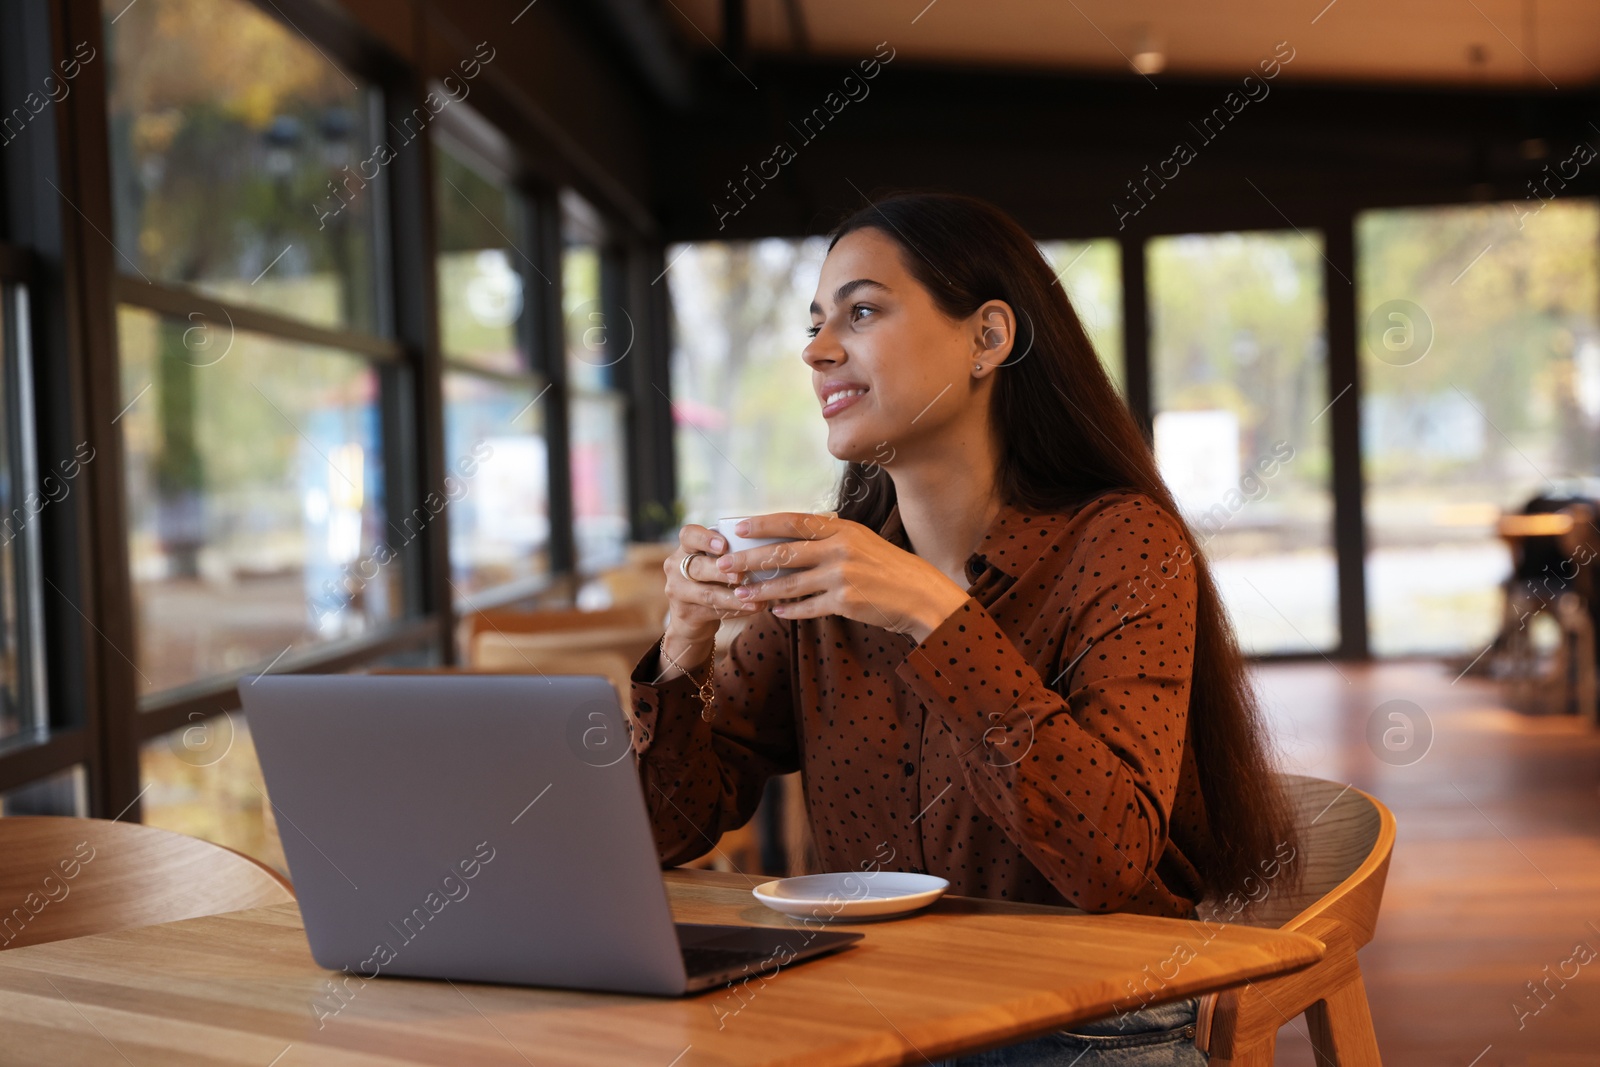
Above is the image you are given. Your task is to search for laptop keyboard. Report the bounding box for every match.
[681,944,779,978]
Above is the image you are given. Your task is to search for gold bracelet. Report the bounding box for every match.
[660,629,718,722]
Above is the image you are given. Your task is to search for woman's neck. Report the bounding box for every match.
[887,439,1003,588]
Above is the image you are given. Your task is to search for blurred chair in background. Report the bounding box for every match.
[1486,497,1600,722]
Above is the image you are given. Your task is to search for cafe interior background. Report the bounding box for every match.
[1,0,1597,1061]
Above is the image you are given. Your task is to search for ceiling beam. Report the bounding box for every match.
[580,0,695,110]
[649,56,1600,241]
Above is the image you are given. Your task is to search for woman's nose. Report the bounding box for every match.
[803,327,841,369]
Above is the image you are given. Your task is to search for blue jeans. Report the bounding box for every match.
[929,996,1204,1066]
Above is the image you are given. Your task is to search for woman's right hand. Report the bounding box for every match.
[662,524,762,643]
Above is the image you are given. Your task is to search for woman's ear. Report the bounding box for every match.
[972,300,1016,374]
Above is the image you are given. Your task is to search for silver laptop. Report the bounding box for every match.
[238,673,861,995]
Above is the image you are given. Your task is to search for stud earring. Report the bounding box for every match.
[974,362,982,372]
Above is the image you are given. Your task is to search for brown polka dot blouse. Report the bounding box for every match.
[627,489,1210,918]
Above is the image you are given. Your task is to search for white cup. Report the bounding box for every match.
[715,515,806,581]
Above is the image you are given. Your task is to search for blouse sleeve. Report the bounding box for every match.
[627,610,800,868]
[894,497,1199,913]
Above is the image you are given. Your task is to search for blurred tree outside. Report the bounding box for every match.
[106,0,382,581]
[1149,231,1335,653]
[667,239,841,526]
[1359,198,1600,654]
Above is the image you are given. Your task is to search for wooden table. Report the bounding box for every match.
[0,868,1324,1066]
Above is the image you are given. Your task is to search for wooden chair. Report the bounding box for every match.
[0,816,294,951]
[1203,775,1396,1066]
[465,605,660,641]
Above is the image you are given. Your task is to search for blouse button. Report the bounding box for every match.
[903,761,916,776]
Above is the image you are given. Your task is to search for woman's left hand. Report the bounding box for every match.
[715,513,972,643]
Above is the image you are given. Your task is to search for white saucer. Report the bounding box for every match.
[752,872,949,921]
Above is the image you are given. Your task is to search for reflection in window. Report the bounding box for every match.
[667,239,838,529]
[1359,199,1600,655]
[104,0,383,333]
[444,372,550,599]
[1038,240,1124,394]
[434,138,527,374]
[1149,231,1335,654]
[563,193,628,574]
[140,713,286,874]
[0,286,47,748]
[117,307,396,692]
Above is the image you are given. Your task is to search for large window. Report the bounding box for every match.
[0,0,632,839]
[1149,231,1337,655]
[1359,199,1600,656]
[107,0,404,693]
[434,128,551,604]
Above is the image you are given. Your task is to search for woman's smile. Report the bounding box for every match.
[822,386,869,418]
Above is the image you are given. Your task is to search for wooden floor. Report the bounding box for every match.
[1253,660,1600,1067]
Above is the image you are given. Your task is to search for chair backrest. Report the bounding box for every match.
[1203,775,1395,947]
[0,816,294,951]
[465,605,658,642]
[469,621,659,672]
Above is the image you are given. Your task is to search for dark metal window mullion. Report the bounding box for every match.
[618,241,677,544]
[533,193,576,593]
[1323,212,1369,660]
[382,70,449,659]
[1118,234,1153,447]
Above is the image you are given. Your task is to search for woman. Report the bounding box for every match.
[627,192,1299,1064]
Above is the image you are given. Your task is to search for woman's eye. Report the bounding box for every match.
[807,305,874,337]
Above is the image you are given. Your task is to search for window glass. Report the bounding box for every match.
[435,141,527,374]
[1149,231,1336,654]
[562,199,609,393]
[117,306,396,693]
[104,0,384,333]
[1359,199,1600,655]
[571,393,628,575]
[1038,240,1124,395]
[443,371,550,600]
[667,238,839,527]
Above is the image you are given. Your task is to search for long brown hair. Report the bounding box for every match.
[826,191,1299,901]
